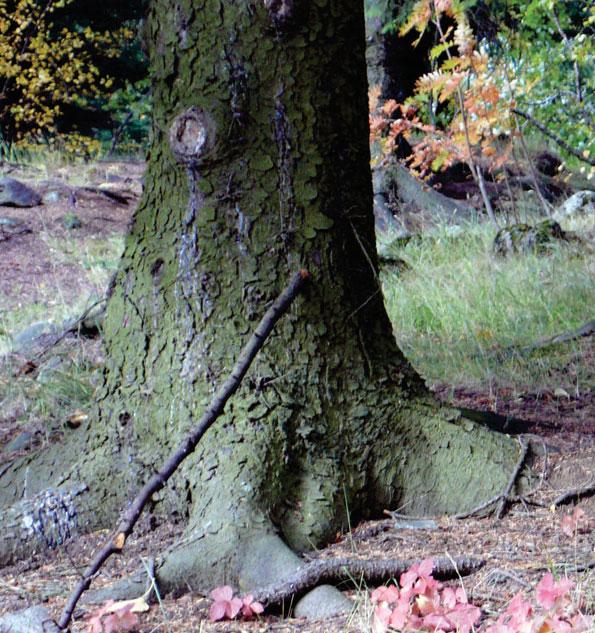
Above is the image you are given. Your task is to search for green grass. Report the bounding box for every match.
[0,235,123,356]
[381,221,594,394]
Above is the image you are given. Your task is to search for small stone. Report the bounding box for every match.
[0,176,42,207]
[43,190,62,203]
[37,356,64,384]
[294,584,352,619]
[553,190,595,223]
[0,216,25,227]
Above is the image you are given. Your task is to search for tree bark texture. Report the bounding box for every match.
[0,0,521,604]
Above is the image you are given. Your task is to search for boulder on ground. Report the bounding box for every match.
[493,220,567,256]
[553,190,595,223]
[0,176,42,207]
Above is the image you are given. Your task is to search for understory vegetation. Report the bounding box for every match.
[381,217,594,393]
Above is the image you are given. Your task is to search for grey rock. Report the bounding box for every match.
[0,216,25,227]
[493,220,567,256]
[294,584,352,619]
[553,190,595,223]
[37,356,64,384]
[43,190,62,203]
[5,430,34,452]
[13,321,58,350]
[0,176,42,207]
[0,606,59,633]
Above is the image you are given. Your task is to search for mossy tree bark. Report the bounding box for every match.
[0,0,521,611]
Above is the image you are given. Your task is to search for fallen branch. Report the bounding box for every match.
[552,479,595,507]
[252,556,484,607]
[57,269,310,631]
[512,109,595,167]
[497,320,595,360]
[518,320,595,355]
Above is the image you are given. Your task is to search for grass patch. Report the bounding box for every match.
[381,221,594,394]
[0,235,123,355]
[0,343,101,444]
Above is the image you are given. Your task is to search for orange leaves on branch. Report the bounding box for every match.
[370,1,514,179]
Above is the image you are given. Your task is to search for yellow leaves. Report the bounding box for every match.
[400,0,432,37]
[0,0,133,147]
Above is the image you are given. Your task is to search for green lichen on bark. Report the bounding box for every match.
[0,0,521,604]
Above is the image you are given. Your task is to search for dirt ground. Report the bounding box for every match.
[0,161,593,632]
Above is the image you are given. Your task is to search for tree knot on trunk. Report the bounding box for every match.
[264,0,301,32]
[169,107,218,167]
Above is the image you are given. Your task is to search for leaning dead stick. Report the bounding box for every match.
[57,269,310,631]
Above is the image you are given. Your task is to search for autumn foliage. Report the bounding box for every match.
[370,0,594,180]
[0,0,133,152]
[370,559,592,633]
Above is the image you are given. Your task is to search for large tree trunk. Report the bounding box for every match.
[0,0,521,613]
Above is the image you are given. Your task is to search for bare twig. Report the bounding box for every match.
[57,270,310,630]
[251,556,484,607]
[513,116,553,216]
[512,109,595,167]
[31,297,108,360]
[550,7,582,103]
[553,480,595,507]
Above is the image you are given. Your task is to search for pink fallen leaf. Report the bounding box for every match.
[209,585,234,602]
[208,601,228,622]
[535,573,574,610]
[241,594,264,618]
[423,612,453,631]
[561,507,586,537]
[372,604,392,633]
[85,600,139,633]
[208,585,243,621]
[446,602,482,633]
[371,584,400,606]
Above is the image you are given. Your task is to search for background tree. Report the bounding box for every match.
[0,0,523,614]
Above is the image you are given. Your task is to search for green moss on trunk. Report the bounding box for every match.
[0,0,521,600]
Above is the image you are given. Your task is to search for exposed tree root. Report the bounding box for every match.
[251,555,485,607]
[553,480,595,507]
[455,438,532,519]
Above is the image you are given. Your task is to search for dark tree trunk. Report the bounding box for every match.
[0,0,521,615]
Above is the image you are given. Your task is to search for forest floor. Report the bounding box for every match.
[0,161,593,632]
